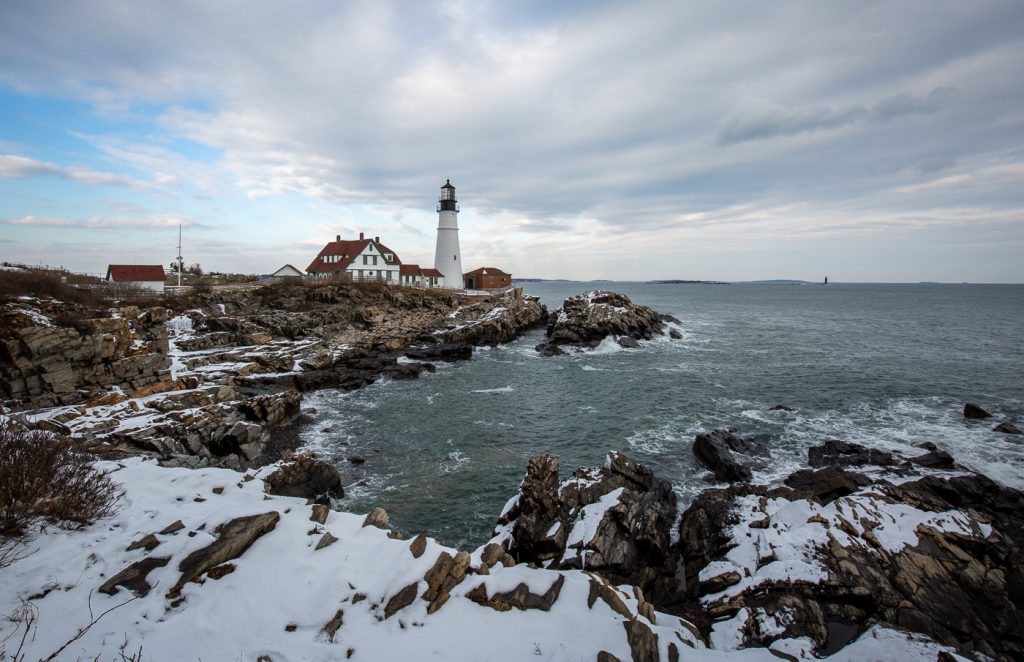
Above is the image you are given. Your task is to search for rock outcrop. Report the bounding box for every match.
[676,439,1024,660]
[1,303,171,410]
[538,291,670,354]
[264,454,344,499]
[489,451,679,607]
[692,428,768,483]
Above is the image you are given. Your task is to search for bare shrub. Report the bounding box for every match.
[0,269,103,306]
[0,422,122,566]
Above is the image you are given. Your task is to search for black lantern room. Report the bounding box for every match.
[439,179,457,211]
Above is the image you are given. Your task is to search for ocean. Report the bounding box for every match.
[298,282,1024,548]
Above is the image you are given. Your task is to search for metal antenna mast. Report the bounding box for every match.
[177,224,184,287]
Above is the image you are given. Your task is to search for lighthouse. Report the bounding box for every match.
[433,179,463,289]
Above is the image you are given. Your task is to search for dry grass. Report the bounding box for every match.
[0,422,122,567]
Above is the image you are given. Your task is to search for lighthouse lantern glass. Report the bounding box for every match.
[441,187,455,201]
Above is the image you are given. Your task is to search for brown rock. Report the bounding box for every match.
[409,533,427,558]
[323,609,344,642]
[384,583,419,619]
[623,618,660,662]
[99,556,170,596]
[170,511,279,596]
[315,532,338,551]
[126,533,161,552]
[363,507,389,529]
[310,504,330,524]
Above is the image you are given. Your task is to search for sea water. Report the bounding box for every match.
[299,282,1024,548]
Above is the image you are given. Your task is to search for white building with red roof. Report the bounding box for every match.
[306,232,415,285]
[105,264,166,292]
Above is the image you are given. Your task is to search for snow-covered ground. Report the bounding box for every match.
[0,459,969,661]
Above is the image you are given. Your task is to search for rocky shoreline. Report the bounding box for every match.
[2,284,1019,660]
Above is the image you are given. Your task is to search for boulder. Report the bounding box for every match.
[170,511,280,596]
[993,421,1023,435]
[807,439,896,468]
[264,455,344,500]
[363,507,389,529]
[99,555,170,596]
[617,336,641,349]
[782,465,871,504]
[692,429,758,482]
[963,403,993,420]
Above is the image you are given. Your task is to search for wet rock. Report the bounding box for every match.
[909,449,956,470]
[99,555,170,596]
[807,439,896,468]
[543,291,665,352]
[769,404,794,412]
[348,456,366,465]
[534,342,566,357]
[993,421,1023,435]
[264,454,343,500]
[617,336,641,349]
[783,466,870,503]
[963,403,993,420]
[170,511,279,596]
[692,429,756,483]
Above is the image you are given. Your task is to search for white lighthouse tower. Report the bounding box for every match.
[433,179,463,289]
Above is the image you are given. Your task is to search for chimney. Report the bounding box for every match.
[374,236,380,243]
[359,232,364,240]
[336,234,340,242]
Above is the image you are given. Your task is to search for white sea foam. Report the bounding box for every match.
[471,386,515,394]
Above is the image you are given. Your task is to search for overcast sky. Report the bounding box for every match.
[1,1,1022,282]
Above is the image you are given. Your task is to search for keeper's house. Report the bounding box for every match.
[105,264,166,292]
[306,233,402,283]
[463,267,511,291]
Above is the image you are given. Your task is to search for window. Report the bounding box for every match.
[372,256,378,265]
[363,255,368,265]
[453,255,456,260]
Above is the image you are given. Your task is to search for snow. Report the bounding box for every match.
[0,458,974,661]
[698,490,987,606]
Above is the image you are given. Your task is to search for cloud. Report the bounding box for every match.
[716,87,959,145]
[0,2,1022,280]
[6,214,204,230]
[0,154,149,189]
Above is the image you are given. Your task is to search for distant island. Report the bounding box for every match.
[648,279,730,285]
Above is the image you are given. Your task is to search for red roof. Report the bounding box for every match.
[106,265,166,282]
[421,268,445,277]
[464,267,509,277]
[306,236,403,273]
[400,264,422,276]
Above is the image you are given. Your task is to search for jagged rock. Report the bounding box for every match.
[264,455,343,500]
[676,465,1024,660]
[617,336,641,349]
[623,618,659,662]
[534,342,566,357]
[363,507,389,529]
[692,429,756,482]
[994,421,1023,435]
[310,504,329,524]
[596,652,622,662]
[99,556,170,596]
[466,574,565,612]
[315,532,338,551]
[807,439,896,468]
[322,609,344,642]
[384,583,419,619]
[170,511,280,595]
[409,533,427,558]
[418,550,472,613]
[669,328,683,340]
[963,403,993,420]
[494,451,678,609]
[160,520,185,535]
[769,404,794,412]
[910,449,955,469]
[783,466,871,503]
[126,533,161,552]
[542,291,664,352]
[237,390,302,427]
